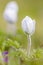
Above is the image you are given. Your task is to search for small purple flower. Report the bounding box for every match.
[2,51,8,63]
[3,51,8,55]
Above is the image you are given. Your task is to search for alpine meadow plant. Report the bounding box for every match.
[3,1,19,35]
[21,16,36,55]
[0,1,43,65]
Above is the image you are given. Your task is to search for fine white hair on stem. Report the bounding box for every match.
[6,23,17,35]
[27,35,31,56]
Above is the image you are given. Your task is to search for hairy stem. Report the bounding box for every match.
[27,35,31,56]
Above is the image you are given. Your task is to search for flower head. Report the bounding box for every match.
[3,1,19,23]
[3,51,8,63]
[22,16,36,35]
[6,1,19,13]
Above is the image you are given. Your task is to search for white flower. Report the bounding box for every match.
[22,16,36,35]
[3,1,19,23]
[6,1,18,13]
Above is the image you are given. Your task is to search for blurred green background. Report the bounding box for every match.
[0,0,43,49]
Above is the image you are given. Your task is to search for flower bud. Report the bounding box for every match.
[3,1,19,23]
[6,1,18,13]
[22,16,36,35]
